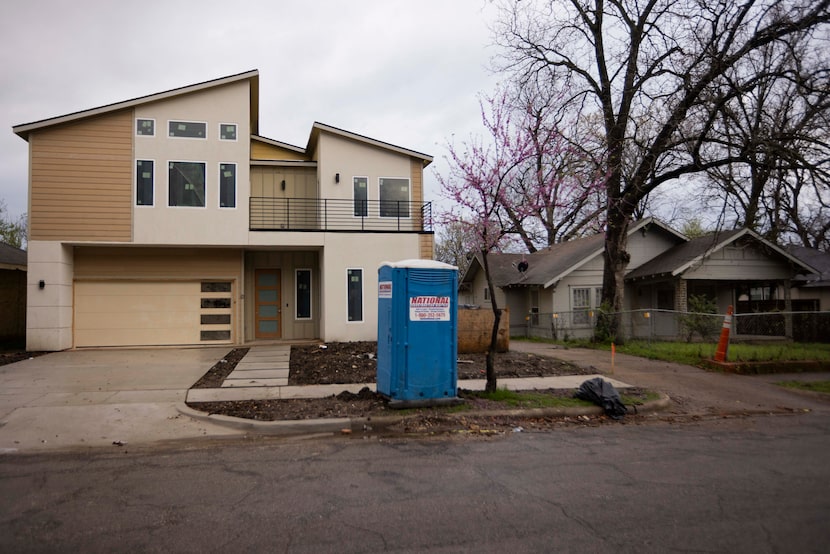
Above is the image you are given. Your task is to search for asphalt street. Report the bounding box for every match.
[2,411,829,553]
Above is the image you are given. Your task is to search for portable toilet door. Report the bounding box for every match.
[376,260,458,403]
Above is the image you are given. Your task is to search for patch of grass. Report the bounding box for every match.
[622,390,661,405]
[514,337,830,366]
[776,380,830,394]
[471,388,592,409]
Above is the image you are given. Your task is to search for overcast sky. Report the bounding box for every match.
[0,0,500,221]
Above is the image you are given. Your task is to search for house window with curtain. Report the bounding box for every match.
[572,287,591,325]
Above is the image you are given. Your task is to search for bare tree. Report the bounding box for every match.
[493,0,830,338]
[701,32,830,247]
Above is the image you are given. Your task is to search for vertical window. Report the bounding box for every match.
[379,177,410,217]
[347,269,363,322]
[136,119,155,136]
[353,177,368,217]
[572,287,591,325]
[483,287,490,301]
[595,287,604,310]
[296,269,312,320]
[169,161,206,207]
[168,121,206,138]
[136,160,154,206]
[220,123,237,141]
[219,163,236,208]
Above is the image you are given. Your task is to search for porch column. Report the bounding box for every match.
[784,279,793,339]
[674,278,688,312]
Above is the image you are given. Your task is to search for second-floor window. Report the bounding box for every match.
[353,177,368,217]
[219,163,236,208]
[219,123,237,140]
[136,160,154,206]
[169,121,206,139]
[379,177,410,218]
[169,161,206,207]
[136,119,155,136]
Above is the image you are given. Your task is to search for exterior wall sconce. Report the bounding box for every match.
[39,280,45,289]
[643,311,650,319]
[280,179,286,191]
[335,173,340,184]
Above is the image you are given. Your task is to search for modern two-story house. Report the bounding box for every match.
[13,70,434,351]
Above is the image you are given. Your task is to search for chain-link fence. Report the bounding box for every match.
[519,309,830,343]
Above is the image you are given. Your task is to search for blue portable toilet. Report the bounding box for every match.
[377,259,458,405]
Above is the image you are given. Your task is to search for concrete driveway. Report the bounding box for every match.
[0,348,245,453]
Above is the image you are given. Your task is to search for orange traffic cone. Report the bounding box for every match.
[714,305,733,362]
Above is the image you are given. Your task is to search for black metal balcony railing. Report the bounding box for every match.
[250,197,433,232]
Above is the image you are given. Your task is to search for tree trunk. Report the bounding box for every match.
[480,250,500,393]
[598,206,630,342]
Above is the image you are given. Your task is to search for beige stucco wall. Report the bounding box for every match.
[133,80,251,245]
[26,240,74,351]
[320,232,422,342]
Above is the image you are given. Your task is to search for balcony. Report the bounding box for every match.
[250,197,433,233]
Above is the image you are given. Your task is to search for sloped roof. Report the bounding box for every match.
[0,242,26,270]
[307,122,433,167]
[459,217,685,289]
[786,245,830,287]
[13,70,260,140]
[627,227,817,280]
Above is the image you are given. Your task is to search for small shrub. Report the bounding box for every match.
[678,295,720,342]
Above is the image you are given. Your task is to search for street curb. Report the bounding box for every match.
[177,393,671,436]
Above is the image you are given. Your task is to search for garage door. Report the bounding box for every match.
[74,281,232,347]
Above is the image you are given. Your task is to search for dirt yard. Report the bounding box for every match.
[186,342,641,430]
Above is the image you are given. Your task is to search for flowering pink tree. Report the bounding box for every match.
[437,88,604,391]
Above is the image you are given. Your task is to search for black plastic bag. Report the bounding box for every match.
[575,377,627,419]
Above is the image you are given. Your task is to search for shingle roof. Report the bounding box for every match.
[626,228,816,280]
[0,242,26,269]
[460,217,686,288]
[786,245,830,287]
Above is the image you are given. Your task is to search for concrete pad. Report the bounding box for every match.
[25,391,119,407]
[242,350,290,359]
[107,390,187,404]
[223,378,289,388]
[0,403,243,453]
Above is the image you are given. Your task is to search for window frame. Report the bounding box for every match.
[136,118,155,137]
[135,159,154,207]
[168,160,207,208]
[378,177,411,218]
[347,268,364,323]
[168,120,207,139]
[353,176,369,217]
[572,287,592,326]
[218,162,237,208]
[295,269,312,320]
[219,123,238,141]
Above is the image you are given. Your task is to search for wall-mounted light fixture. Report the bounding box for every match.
[39,280,45,290]
[280,179,286,191]
[335,173,340,184]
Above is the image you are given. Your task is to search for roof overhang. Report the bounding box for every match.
[307,122,433,167]
[13,70,260,141]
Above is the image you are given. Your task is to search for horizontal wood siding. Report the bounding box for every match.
[74,247,241,279]
[251,140,308,161]
[30,111,133,241]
